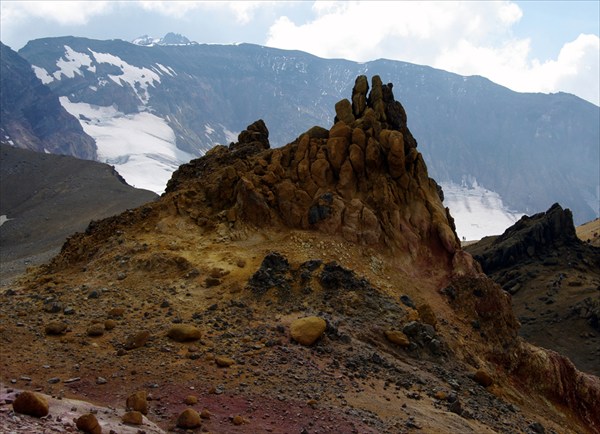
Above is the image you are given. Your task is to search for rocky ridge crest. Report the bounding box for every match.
[166,75,459,267]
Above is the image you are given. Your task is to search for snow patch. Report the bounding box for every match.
[31,65,53,84]
[441,181,524,241]
[155,63,174,76]
[88,49,161,104]
[223,126,238,144]
[59,97,194,194]
[0,215,11,227]
[53,46,96,80]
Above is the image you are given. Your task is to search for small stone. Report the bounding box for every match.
[177,408,201,428]
[104,319,116,331]
[205,277,221,287]
[200,409,211,419]
[63,307,75,315]
[167,324,202,342]
[126,391,148,415]
[529,422,546,433]
[232,415,246,425]
[87,323,105,337]
[75,413,102,434]
[184,395,198,405]
[122,411,143,425]
[107,308,125,318]
[123,331,150,350]
[48,377,60,384]
[96,377,108,385]
[215,356,235,367]
[384,330,410,347]
[473,369,493,387]
[45,322,67,335]
[12,391,49,417]
[290,316,327,346]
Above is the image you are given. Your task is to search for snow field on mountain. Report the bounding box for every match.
[441,181,524,241]
[59,97,194,194]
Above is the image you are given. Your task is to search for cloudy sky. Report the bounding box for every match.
[1,1,598,106]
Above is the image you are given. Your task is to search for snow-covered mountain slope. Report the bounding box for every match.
[59,97,194,194]
[18,36,599,228]
[132,32,197,47]
[441,181,523,241]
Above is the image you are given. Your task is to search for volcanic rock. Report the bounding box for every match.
[44,321,67,335]
[126,391,148,415]
[122,410,143,425]
[469,203,580,273]
[466,203,600,376]
[176,408,201,429]
[167,324,202,342]
[12,391,49,417]
[75,413,102,434]
[290,316,327,346]
[384,330,410,347]
[123,331,150,350]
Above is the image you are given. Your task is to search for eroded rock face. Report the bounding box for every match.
[470,203,579,273]
[166,75,459,263]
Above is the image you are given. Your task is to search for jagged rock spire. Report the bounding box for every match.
[167,75,459,259]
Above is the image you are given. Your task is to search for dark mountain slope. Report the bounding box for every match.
[0,42,96,159]
[18,37,600,224]
[0,144,157,282]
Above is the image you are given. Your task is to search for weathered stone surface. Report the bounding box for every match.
[469,203,580,274]
[122,411,143,425]
[384,330,410,347]
[473,369,494,387]
[177,408,201,428]
[167,324,202,342]
[12,391,49,418]
[352,75,369,117]
[44,321,67,335]
[334,99,355,125]
[124,331,150,350]
[126,390,148,415]
[75,413,102,434]
[290,316,327,346]
[215,355,235,367]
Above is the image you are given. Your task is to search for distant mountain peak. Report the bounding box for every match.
[132,32,197,47]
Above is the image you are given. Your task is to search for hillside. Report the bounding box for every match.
[465,204,600,376]
[17,36,599,225]
[1,76,598,434]
[0,42,96,159]
[0,144,157,283]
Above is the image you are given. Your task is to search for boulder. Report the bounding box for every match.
[122,411,143,425]
[75,413,102,434]
[126,390,148,415]
[12,391,49,417]
[177,408,201,429]
[290,316,327,346]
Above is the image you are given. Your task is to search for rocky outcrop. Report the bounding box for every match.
[167,75,459,265]
[469,203,579,274]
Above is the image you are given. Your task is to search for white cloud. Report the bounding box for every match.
[1,1,112,26]
[137,1,277,24]
[266,1,599,105]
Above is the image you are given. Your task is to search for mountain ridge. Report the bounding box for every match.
[14,36,600,226]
